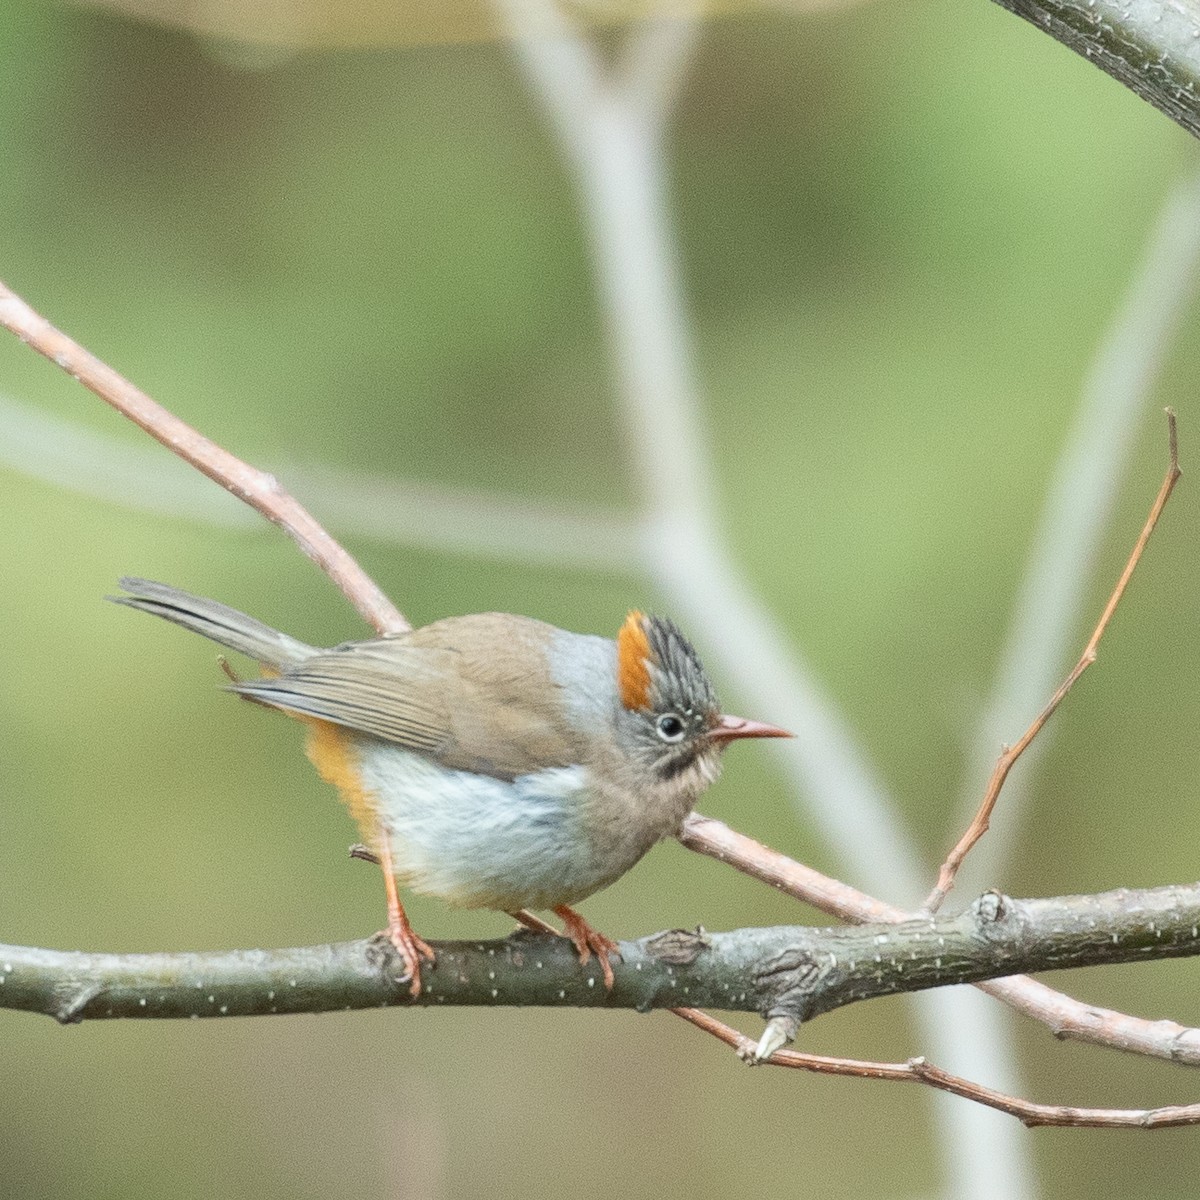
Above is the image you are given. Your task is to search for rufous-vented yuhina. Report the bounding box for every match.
[113,578,791,994]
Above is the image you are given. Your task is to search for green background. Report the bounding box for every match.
[2,1,1200,1196]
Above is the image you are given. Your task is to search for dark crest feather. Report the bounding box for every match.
[641,615,718,716]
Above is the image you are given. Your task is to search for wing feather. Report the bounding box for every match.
[230,622,591,781]
[233,645,451,753]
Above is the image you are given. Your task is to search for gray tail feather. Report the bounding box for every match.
[109,578,315,669]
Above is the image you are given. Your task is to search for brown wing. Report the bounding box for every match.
[231,614,590,780]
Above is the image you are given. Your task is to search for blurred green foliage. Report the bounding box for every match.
[2,1,1200,1196]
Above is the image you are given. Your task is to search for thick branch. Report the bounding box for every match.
[4,883,1199,1025]
[992,0,1200,141]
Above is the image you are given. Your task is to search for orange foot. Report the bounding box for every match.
[383,914,436,998]
[553,905,619,990]
[374,833,435,997]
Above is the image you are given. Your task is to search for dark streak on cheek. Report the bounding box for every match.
[655,748,701,783]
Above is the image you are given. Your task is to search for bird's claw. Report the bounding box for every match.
[554,905,620,990]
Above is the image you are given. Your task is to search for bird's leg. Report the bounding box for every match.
[510,909,556,934]
[375,828,434,997]
[552,905,619,991]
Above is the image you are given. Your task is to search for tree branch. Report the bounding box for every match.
[5,883,1199,1027]
[991,0,1200,141]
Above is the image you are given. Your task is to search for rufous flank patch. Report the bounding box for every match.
[302,717,379,842]
[617,610,653,710]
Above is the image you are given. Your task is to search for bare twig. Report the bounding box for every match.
[491,21,1033,1190]
[956,172,1200,894]
[0,282,408,636]
[671,1008,1200,1129]
[925,409,1182,913]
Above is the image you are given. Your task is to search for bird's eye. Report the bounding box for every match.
[656,713,686,743]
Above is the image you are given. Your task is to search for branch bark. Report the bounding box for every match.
[5,883,1199,1027]
[992,0,1200,140]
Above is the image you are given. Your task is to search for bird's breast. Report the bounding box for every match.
[350,741,664,911]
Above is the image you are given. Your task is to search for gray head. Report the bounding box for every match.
[614,611,791,782]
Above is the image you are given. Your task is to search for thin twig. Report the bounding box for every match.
[956,171,1200,893]
[924,409,1182,913]
[0,281,408,636]
[670,1008,1200,1128]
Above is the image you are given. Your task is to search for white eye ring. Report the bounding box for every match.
[656,713,687,743]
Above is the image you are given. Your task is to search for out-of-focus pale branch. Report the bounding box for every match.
[496,3,1033,1194]
[0,394,637,571]
[67,0,868,51]
[68,0,1200,146]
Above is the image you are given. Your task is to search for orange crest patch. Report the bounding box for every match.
[617,610,653,710]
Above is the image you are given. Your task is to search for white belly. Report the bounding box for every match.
[355,743,621,911]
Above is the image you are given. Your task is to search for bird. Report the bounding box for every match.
[111,578,792,995]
